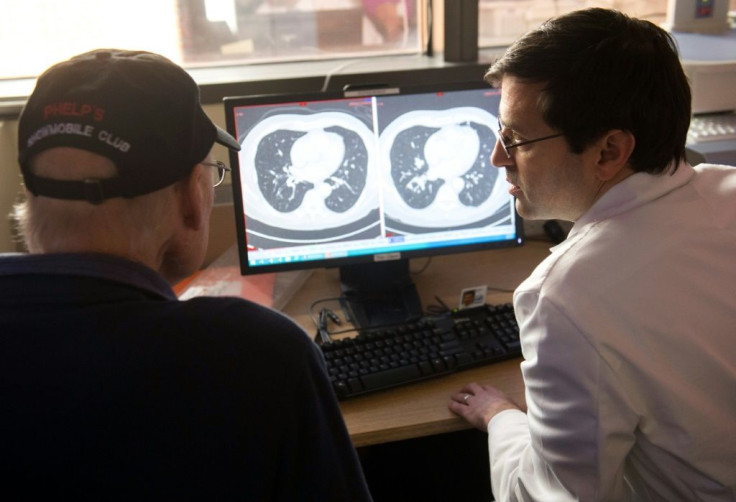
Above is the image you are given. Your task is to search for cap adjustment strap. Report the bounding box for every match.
[24,173,121,205]
[82,179,106,205]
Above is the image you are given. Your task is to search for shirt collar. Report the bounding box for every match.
[0,252,177,301]
[569,161,696,240]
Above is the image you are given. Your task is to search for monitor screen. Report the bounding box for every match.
[224,82,523,328]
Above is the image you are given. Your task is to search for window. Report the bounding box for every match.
[0,0,422,80]
[180,0,421,66]
[3,1,734,81]
[478,0,670,48]
[1,0,182,79]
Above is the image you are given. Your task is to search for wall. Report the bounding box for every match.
[0,118,20,253]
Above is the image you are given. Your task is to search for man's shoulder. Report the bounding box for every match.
[168,295,314,350]
[692,162,736,196]
[693,162,736,174]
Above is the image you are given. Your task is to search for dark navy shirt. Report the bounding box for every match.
[0,253,372,501]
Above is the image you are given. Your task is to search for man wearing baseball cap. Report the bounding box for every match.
[1,49,372,500]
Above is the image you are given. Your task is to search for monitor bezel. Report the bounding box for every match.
[224,80,523,277]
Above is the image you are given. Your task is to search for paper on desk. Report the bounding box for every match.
[174,244,311,310]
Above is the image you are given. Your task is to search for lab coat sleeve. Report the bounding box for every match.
[488,297,638,502]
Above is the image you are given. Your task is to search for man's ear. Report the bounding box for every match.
[158,165,211,285]
[175,165,209,232]
[594,129,636,181]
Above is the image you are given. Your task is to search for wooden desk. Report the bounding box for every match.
[281,240,550,447]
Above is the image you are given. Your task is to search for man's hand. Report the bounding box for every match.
[449,382,523,431]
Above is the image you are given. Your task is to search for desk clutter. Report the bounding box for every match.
[320,303,521,399]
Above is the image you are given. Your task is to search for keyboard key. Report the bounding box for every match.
[360,364,423,391]
[687,113,736,143]
[347,377,363,394]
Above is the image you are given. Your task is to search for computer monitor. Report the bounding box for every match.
[224,81,523,329]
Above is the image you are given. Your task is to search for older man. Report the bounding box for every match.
[1,49,372,501]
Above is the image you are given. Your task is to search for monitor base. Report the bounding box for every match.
[339,259,423,330]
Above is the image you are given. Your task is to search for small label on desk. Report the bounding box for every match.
[374,252,401,262]
[459,285,488,309]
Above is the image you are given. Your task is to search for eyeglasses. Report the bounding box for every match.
[497,118,565,158]
[201,160,231,187]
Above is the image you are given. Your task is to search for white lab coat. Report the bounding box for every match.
[489,162,736,501]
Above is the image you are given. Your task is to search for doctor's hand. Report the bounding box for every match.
[449,382,523,431]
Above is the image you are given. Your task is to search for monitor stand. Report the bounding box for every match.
[339,259,423,330]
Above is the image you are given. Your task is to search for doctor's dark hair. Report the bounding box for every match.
[485,8,691,174]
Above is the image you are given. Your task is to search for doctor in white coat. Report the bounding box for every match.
[449,8,736,502]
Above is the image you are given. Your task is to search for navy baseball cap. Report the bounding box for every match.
[17,49,240,204]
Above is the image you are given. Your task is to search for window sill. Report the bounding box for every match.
[1,49,505,119]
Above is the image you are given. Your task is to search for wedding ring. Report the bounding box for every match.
[463,394,472,403]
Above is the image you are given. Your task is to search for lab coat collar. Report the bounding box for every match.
[567,161,695,242]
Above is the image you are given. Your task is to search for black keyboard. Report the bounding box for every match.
[320,303,521,400]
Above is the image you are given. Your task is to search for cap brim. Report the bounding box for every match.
[215,125,241,151]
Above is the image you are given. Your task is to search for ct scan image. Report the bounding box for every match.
[377,105,509,234]
[236,104,381,249]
